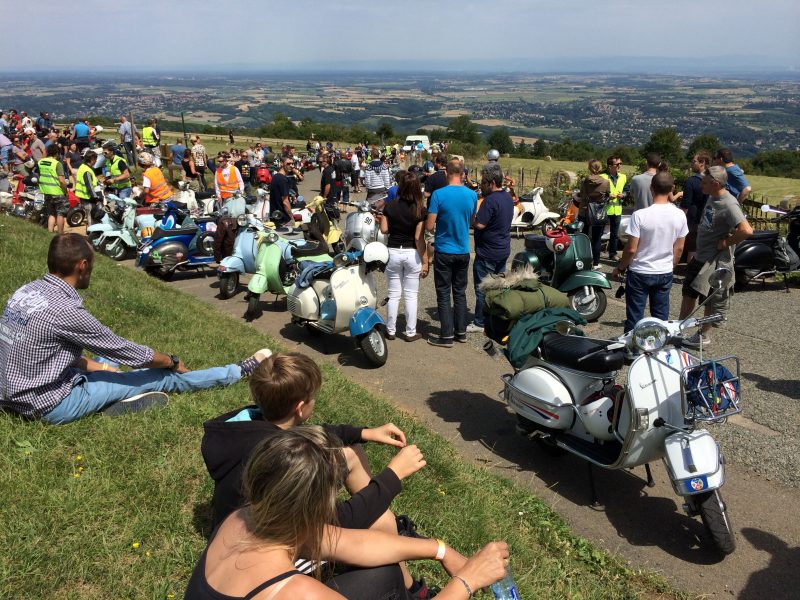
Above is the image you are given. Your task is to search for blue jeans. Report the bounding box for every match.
[624,270,673,333]
[433,252,470,339]
[115,187,133,199]
[335,184,349,204]
[42,364,242,424]
[607,214,621,258]
[473,256,507,326]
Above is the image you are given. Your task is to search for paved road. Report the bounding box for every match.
[122,178,800,598]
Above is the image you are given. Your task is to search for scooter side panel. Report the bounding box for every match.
[618,351,685,468]
[330,267,375,331]
[663,429,723,495]
[559,271,612,292]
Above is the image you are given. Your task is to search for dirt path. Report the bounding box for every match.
[118,177,800,598]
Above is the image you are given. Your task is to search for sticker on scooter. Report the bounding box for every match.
[687,476,708,492]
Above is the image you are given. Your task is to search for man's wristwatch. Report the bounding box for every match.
[169,354,180,371]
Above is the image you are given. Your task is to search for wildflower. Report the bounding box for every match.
[132,542,140,549]
[75,455,82,461]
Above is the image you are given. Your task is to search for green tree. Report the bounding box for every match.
[447,115,480,145]
[686,134,721,160]
[486,127,515,155]
[751,149,800,178]
[532,139,548,158]
[642,128,683,165]
[415,128,429,136]
[376,122,394,143]
[429,128,448,142]
[608,144,641,165]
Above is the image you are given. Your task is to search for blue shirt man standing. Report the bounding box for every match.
[425,158,477,347]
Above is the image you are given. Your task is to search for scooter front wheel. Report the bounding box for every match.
[245,293,262,321]
[67,207,85,227]
[697,490,736,555]
[541,218,557,235]
[358,328,388,367]
[569,287,607,322]
[103,239,128,261]
[219,272,240,299]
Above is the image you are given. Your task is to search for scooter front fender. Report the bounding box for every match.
[531,211,562,226]
[560,271,612,292]
[219,256,246,275]
[663,429,724,495]
[349,307,385,337]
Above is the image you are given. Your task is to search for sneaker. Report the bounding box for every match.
[608,254,618,261]
[102,392,168,417]
[454,335,467,343]
[465,322,484,334]
[427,337,454,348]
[403,333,422,342]
[409,578,440,599]
[238,348,273,376]
[396,515,427,538]
[592,264,602,271]
[683,332,711,349]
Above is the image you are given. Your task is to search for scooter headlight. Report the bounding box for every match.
[237,214,248,227]
[333,253,349,268]
[265,231,279,244]
[632,318,669,353]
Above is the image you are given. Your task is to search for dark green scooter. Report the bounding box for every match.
[511,222,610,321]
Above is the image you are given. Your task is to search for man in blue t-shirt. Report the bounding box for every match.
[715,148,751,202]
[467,163,515,333]
[169,138,187,181]
[425,158,477,347]
[72,120,91,151]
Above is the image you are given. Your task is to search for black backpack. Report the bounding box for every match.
[774,237,800,271]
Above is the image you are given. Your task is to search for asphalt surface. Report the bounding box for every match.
[117,177,800,598]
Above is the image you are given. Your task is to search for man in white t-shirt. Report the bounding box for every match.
[612,171,687,332]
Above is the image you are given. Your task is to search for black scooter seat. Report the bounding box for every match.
[291,243,326,259]
[541,332,625,374]
[150,225,197,241]
[746,230,778,244]
[524,234,549,251]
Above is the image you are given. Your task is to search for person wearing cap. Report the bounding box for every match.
[38,143,70,234]
[75,150,101,225]
[102,143,133,200]
[139,152,174,205]
[678,165,753,348]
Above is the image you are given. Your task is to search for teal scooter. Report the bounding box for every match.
[511,222,611,321]
[244,228,331,321]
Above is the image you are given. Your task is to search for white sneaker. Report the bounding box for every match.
[591,264,601,271]
[683,332,711,349]
[466,323,484,334]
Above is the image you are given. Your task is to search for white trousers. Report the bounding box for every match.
[385,248,422,336]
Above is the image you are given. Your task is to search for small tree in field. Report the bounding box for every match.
[486,127,515,155]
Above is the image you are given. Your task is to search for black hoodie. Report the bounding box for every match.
[201,406,403,530]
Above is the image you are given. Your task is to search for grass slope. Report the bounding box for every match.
[0,215,687,599]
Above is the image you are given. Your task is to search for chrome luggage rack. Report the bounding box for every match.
[680,356,742,423]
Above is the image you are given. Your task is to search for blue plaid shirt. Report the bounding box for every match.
[0,274,154,418]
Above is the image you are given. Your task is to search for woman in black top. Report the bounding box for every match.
[184,426,508,600]
[379,171,429,342]
[182,148,200,192]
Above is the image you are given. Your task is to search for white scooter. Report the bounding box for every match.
[287,242,389,367]
[499,268,740,555]
[343,199,388,252]
[511,187,562,237]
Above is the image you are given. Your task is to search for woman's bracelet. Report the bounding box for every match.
[435,538,446,560]
[452,575,473,598]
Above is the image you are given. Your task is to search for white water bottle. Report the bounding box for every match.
[491,566,520,599]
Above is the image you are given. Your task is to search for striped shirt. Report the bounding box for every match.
[0,275,154,418]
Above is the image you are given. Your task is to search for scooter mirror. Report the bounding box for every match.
[708,268,732,290]
[761,203,772,213]
[554,320,576,335]
[333,253,349,268]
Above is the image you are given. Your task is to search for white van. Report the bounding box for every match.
[402,135,431,153]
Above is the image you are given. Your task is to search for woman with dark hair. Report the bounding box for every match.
[579,159,610,268]
[379,171,429,342]
[185,426,509,599]
[182,148,200,192]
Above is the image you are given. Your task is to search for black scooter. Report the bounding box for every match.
[734,204,800,291]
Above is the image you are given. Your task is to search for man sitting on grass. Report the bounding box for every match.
[0,233,270,424]
[201,351,453,599]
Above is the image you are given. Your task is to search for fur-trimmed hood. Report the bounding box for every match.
[478,264,539,291]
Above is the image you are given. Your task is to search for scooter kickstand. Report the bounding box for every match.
[587,463,601,508]
[644,463,656,488]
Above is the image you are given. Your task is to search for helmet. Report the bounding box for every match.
[545,228,571,254]
[138,152,154,166]
[102,140,117,151]
[486,149,500,161]
[362,241,389,271]
[140,226,155,239]
[577,394,616,441]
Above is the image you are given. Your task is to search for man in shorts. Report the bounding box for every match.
[678,166,753,348]
[37,144,69,234]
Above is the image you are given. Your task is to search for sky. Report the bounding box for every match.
[3,0,799,73]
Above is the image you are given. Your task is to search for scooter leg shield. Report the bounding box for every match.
[663,430,724,496]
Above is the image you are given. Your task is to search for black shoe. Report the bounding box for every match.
[409,578,440,599]
[386,333,396,341]
[396,515,427,538]
[102,392,168,417]
[427,337,454,348]
[454,335,467,343]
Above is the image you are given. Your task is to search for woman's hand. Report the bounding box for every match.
[454,541,509,592]
[387,444,426,480]
[421,264,430,279]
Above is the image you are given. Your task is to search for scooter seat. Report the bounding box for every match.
[194,216,215,225]
[541,332,625,374]
[291,243,326,259]
[524,234,548,251]
[150,225,197,241]
[746,230,779,244]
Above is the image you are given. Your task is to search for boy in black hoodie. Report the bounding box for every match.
[201,352,445,595]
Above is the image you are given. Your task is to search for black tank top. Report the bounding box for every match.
[184,546,301,600]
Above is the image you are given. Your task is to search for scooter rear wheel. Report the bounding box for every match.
[697,489,736,555]
[218,272,239,299]
[67,208,85,227]
[359,328,388,367]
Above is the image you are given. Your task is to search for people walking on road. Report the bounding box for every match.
[678,166,753,348]
[630,153,661,212]
[467,162,515,334]
[679,151,712,264]
[426,159,478,348]
[599,155,628,260]
[715,147,751,203]
[578,159,611,268]
[379,171,429,342]
[611,172,688,332]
